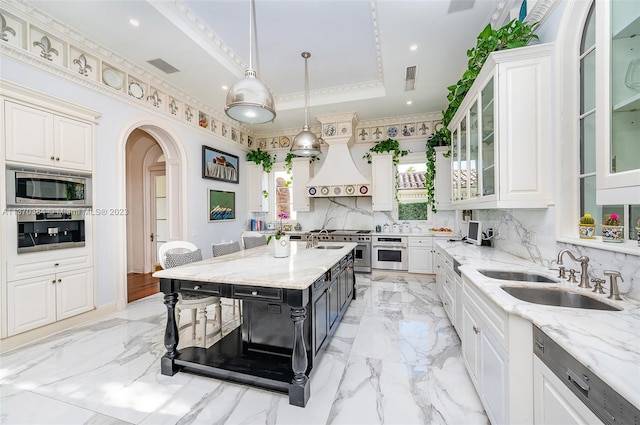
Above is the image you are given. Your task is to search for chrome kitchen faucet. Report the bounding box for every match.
[556,249,591,288]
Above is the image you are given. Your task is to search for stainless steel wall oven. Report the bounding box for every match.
[372,236,408,271]
[17,210,86,253]
[6,167,92,208]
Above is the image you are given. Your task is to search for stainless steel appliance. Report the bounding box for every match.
[372,236,408,271]
[310,229,371,273]
[533,325,639,425]
[17,210,86,253]
[6,167,92,208]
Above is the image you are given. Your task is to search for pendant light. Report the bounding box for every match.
[290,51,321,157]
[225,0,276,124]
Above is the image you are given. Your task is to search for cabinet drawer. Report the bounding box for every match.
[180,281,221,296]
[7,253,93,282]
[409,237,432,247]
[232,286,283,301]
[442,285,455,324]
[463,277,509,350]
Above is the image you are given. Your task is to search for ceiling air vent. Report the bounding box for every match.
[147,58,180,74]
[405,65,417,91]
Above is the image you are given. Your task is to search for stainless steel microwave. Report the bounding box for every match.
[6,168,92,208]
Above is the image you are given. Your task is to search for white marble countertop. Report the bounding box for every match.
[153,242,357,290]
[372,232,460,237]
[435,240,640,409]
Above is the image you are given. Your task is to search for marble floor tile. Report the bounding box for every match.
[0,273,487,425]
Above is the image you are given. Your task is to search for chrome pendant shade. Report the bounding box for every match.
[224,0,275,124]
[290,52,320,157]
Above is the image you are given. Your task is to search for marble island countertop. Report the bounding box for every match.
[153,242,357,290]
[435,240,640,410]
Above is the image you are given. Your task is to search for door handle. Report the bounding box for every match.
[150,233,154,242]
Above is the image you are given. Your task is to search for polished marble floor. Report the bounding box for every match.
[0,272,488,425]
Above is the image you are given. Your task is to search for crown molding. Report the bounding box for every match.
[526,0,560,26]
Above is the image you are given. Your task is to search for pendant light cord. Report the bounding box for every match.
[303,52,310,126]
[249,0,254,70]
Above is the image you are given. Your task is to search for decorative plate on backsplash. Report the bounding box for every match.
[128,81,144,99]
[386,126,398,138]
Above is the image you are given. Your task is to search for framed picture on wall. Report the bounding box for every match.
[202,145,239,183]
[208,189,235,222]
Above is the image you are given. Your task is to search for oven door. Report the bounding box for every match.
[8,170,91,208]
[372,243,408,271]
[353,243,371,273]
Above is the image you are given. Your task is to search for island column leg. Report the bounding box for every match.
[161,291,181,375]
[289,307,310,407]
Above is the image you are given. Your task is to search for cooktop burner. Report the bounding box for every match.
[309,229,371,235]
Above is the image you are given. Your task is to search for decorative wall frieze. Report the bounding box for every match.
[526,0,560,26]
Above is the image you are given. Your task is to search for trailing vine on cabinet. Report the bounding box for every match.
[425,128,451,214]
[246,148,275,173]
[363,138,409,201]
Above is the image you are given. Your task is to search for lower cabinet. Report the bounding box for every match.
[408,236,433,274]
[533,357,602,425]
[7,267,94,336]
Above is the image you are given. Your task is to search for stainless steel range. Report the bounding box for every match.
[310,229,371,273]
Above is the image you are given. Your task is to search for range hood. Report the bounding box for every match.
[306,113,371,197]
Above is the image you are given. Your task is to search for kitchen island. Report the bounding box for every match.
[153,241,357,407]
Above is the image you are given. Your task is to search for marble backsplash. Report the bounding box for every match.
[478,208,640,301]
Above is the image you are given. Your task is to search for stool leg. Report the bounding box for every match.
[216,300,223,337]
[199,306,207,348]
[191,308,197,339]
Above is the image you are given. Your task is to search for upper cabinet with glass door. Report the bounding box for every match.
[449,43,553,209]
[596,0,640,204]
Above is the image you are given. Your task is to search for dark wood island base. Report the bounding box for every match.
[158,249,355,407]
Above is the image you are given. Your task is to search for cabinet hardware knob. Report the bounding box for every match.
[193,285,201,290]
[52,279,56,284]
[251,290,258,296]
[58,279,61,283]
[473,325,479,334]
[54,263,59,266]
[50,156,55,160]
[55,157,60,161]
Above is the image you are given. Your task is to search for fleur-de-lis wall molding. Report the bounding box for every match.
[359,128,368,141]
[147,90,162,108]
[1,13,16,42]
[419,123,429,135]
[72,54,92,76]
[185,107,193,122]
[169,99,178,115]
[33,35,58,61]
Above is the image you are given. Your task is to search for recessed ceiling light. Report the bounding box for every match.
[410,45,418,51]
[129,18,140,27]
[406,100,413,105]
[221,85,228,90]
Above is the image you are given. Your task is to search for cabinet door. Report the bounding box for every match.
[328,279,339,330]
[313,291,328,354]
[246,163,268,212]
[338,267,348,311]
[371,154,394,211]
[54,116,92,171]
[595,0,640,203]
[292,158,312,211]
[434,147,452,210]
[480,78,496,197]
[7,275,56,336]
[408,247,432,274]
[533,357,602,425]
[56,268,94,320]
[462,303,479,386]
[5,101,55,167]
[479,328,509,425]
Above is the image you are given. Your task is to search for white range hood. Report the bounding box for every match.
[306,113,371,197]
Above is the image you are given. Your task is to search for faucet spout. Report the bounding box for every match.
[555,249,591,288]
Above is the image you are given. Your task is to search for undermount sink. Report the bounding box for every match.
[502,286,621,311]
[479,269,558,283]
[315,245,344,250]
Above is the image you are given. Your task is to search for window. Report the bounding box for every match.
[272,166,296,222]
[578,3,638,240]
[397,159,429,221]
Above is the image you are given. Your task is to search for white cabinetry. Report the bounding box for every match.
[371,153,394,211]
[533,357,603,425]
[4,100,92,171]
[291,157,313,212]
[595,1,640,204]
[434,146,452,210]
[246,162,268,212]
[435,245,462,332]
[449,43,553,209]
[6,255,94,336]
[408,236,433,274]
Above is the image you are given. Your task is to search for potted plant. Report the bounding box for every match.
[578,213,596,239]
[602,213,623,243]
[246,148,275,173]
[267,212,290,257]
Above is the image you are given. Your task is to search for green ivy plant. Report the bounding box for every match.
[246,148,275,173]
[284,152,320,174]
[442,19,539,127]
[425,128,451,214]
